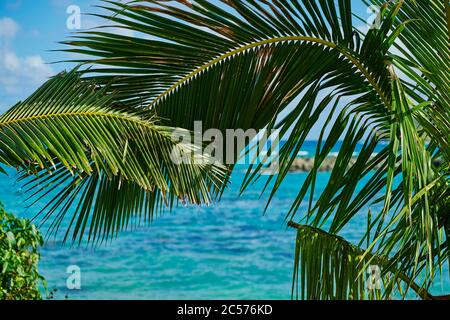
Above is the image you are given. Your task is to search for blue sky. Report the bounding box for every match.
[0,0,134,111]
[0,0,373,138]
[0,1,74,110]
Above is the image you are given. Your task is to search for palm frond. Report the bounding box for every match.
[289,221,449,300]
[291,222,378,300]
[0,70,226,243]
[57,0,449,295]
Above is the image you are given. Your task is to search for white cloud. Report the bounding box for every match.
[0,17,20,38]
[0,18,53,107]
[0,49,53,95]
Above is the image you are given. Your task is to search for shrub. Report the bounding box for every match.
[0,204,45,300]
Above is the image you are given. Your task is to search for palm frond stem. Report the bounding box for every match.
[288,221,450,300]
[148,35,389,108]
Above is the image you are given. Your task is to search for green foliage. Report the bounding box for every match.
[291,222,388,300]
[0,204,45,300]
[0,70,226,243]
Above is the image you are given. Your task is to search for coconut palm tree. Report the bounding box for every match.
[0,0,448,300]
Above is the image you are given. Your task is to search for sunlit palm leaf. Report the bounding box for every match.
[0,70,226,243]
[60,0,448,297]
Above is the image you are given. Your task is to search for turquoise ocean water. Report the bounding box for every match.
[0,141,448,299]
